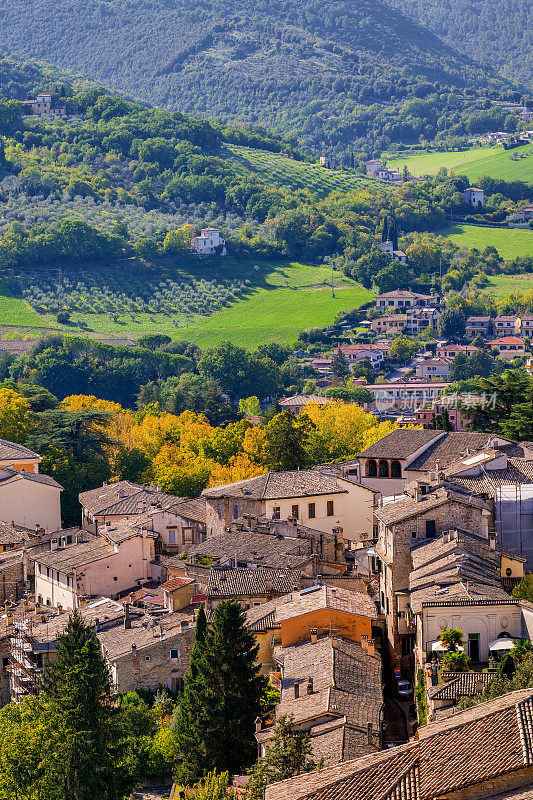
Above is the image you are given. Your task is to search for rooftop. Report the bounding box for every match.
[374,486,490,527]
[207,566,302,598]
[265,689,533,800]
[407,431,507,472]
[0,467,62,490]
[358,429,443,460]
[34,535,115,572]
[79,480,184,516]
[183,529,313,570]
[202,470,347,501]
[0,439,41,461]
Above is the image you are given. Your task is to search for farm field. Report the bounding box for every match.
[0,261,374,349]
[440,224,533,259]
[224,145,389,196]
[388,144,533,184]
[481,273,533,298]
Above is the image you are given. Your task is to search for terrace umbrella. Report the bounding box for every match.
[431,641,465,653]
[488,638,518,652]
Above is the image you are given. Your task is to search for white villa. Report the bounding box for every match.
[191,228,226,256]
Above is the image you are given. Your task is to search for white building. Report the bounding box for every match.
[191,228,226,256]
[464,187,484,207]
[379,240,407,263]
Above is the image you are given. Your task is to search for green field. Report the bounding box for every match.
[481,273,533,298]
[224,145,388,196]
[0,262,374,349]
[388,144,533,185]
[440,224,533,259]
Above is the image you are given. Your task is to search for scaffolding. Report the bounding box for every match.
[494,483,533,569]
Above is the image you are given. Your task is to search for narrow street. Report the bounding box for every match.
[381,693,410,746]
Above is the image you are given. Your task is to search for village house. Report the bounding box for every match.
[9,598,196,699]
[191,227,226,255]
[309,357,332,377]
[436,343,479,359]
[160,576,196,612]
[404,306,440,335]
[414,396,474,431]
[356,428,513,493]
[375,289,439,310]
[0,439,41,473]
[510,204,533,223]
[425,670,494,720]
[264,689,533,800]
[21,93,66,118]
[332,343,384,369]
[370,314,407,336]
[365,159,384,177]
[464,186,484,207]
[374,481,493,668]
[415,356,452,380]
[319,155,338,169]
[278,394,334,415]
[488,335,526,360]
[409,529,523,671]
[257,633,383,767]
[493,314,519,337]
[363,381,450,414]
[0,467,62,533]
[379,240,407,263]
[202,469,378,545]
[33,522,157,610]
[466,315,492,339]
[520,316,533,338]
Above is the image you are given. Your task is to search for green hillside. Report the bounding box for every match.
[388,0,532,84]
[0,261,373,349]
[0,0,516,151]
[225,145,384,196]
[388,144,533,185]
[440,224,533,259]
[482,273,533,298]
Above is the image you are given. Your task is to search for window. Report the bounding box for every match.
[2,657,8,671]
[145,655,151,662]
[326,500,334,517]
[386,596,390,614]
[38,564,42,574]
[291,504,299,519]
[170,676,184,693]
[308,502,316,519]
[46,568,50,579]
[367,459,377,477]
[113,576,118,581]
[233,502,239,520]
[168,531,176,545]
[390,460,402,478]
[216,502,222,520]
[401,636,415,656]
[425,520,437,538]
[170,649,179,659]
[66,535,72,545]
[67,576,71,588]
[378,460,389,478]
[272,506,280,520]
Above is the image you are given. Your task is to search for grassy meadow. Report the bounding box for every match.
[440,224,533,259]
[0,261,374,349]
[388,143,533,184]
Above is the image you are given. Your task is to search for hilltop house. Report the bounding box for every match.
[464,187,484,207]
[375,289,439,310]
[191,227,226,255]
[488,336,526,360]
[21,93,66,118]
[379,240,407,263]
[466,315,492,339]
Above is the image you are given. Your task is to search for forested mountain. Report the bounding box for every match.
[0,0,518,150]
[388,0,532,87]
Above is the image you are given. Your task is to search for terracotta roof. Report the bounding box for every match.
[446,456,533,494]
[207,566,302,598]
[202,471,347,501]
[358,430,443,460]
[0,439,40,461]
[161,576,195,592]
[489,337,525,345]
[265,689,533,800]
[184,530,313,570]
[279,395,334,407]
[34,536,115,571]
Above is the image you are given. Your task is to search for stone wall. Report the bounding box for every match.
[111,626,195,694]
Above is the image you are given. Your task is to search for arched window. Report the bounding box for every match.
[367,459,377,477]
[378,460,389,478]
[390,460,402,478]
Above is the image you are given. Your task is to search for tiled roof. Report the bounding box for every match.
[79,481,183,516]
[279,395,334,407]
[207,566,302,598]
[407,432,503,472]
[0,468,62,490]
[374,487,490,526]
[0,439,40,461]
[0,520,24,546]
[166,497,207,524]
[357,430,443,460]
[265,689,533,800]
[34,536,115,571]
[427,671,493,700]
[274,636,383,764]
[446,457,533,494]
[91,608,196,659]
[98,517,158,544]
[161,576,195,592]
[185,530,313,570]
[202,471,347,501]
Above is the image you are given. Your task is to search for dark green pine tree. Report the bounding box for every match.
[41,610,133,800]
[189,602,207,679]
[174,600,266,784]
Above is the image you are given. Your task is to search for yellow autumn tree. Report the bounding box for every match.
[0,388,34,444]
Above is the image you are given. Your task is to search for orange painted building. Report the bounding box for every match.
[0,440,41,474]
[279,607,372,648]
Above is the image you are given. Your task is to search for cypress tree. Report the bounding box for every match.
[41,610,132,800]
[174,600,265,784]
[381,216,388,243]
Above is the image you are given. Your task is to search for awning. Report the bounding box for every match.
[489,638,518,652]
[431,641,465,653]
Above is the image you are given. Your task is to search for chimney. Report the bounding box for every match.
[255,716,262,733]
[6,612,13,626]
[368,642,375,657]
[124,603,131,630]
[361,634,369,650]
[94,617,100,633]
[34,603,40,615]
[310,627,318,644]
[331,636,338,649]
[294,682,300,699]
[489,532,496,550]
[131,643,137,655]
[57,604,62,614]
[307,676,314,695]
